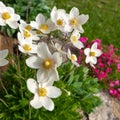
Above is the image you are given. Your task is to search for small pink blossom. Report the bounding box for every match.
[109,82,115,87]
[115,79,120,86]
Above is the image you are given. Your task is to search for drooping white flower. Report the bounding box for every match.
[68,7,89,33]
[30,13,55,34]
[51,6,72,32]
[67,49,79,67]
[26,42,62,82]
[17,32,37,54]
[70,30,84,49]
[0,1,20,29]
[0,49,9,66]
[27,78,62,111]
[84,42,102,67]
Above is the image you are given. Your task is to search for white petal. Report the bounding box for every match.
[0,49,8,59]
[26,56,41,69]
[0,59,9,66]
[30,94,42,109]
[76,25,84,33]
[30,21,39,29]
[91,42,97,50]
[85,56,90,64]
[78,14,89,25]
[7,21,19,29]
[84,48,90,56]
[73,40,84,49]
[41,97,54,111]
[0,18,6,26]
[52,52,62,67]
[70,7,79,17]
[11,14,20,21]
[0,2,6,8]
[46,86,62,98]
[36,13,45,24]
[27,78,38,94]
[90,57,97,64]
[42,79,54,87]
[7,7,14,14]
[49,68,59,81]
[37,42,51,59]
[37,69,48,83]
[95,49,102,57]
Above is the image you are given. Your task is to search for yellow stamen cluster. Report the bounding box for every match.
[70,55,76,61]
[38,88,47,97]
[56,19,63,26]
[40,24,49,31]
[72,36,77,43]
[25,25,32,31]
[42,59,53,70]
[2,12,11,20]
[23,44,32,51]
[23,30,31,38]
[90,51,95,57]
[36,30,41,35]
[70,18,78,26]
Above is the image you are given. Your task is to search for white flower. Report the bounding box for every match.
[70,30,84,49]
[67,49,79,67]
[19,19,32,32]
[30,13,55,34]
[27,78,62,111]
[0,49,9,66]
[18,32,37,54]
[26,42,62,82]
[0,1,20,29]
[84,42,102,67]
[18,29,39,41]
[68,7,89,33]
[51,6,72,32]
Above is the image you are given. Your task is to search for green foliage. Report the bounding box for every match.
[0,55,101,119]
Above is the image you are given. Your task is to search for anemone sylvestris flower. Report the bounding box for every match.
[84,42,102,68]
[0,1,20,29]
[27,78,61,111]
[26,42,62,82]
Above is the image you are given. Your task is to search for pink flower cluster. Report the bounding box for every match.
[78,37,120,99]
[109,79,120,99]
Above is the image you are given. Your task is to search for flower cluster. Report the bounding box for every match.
[0,1,104,111]
[109,79,120,99]
[77,37,120,98]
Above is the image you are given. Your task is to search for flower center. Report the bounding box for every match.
[23,30,31,38]
[38,88,47,97]
[25,25,32,31]
[71,36,77,43]
[2,12,11,20]
[56,19,63,26]
[40,24,49,31]
[23,44,32,51]
[70,18,78,26]
[36,30,41,35]
[42,59,53,70]
[90,51,95,56]
[70,54,77,61]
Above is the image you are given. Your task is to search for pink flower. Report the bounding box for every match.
[117,93,120,99]
[109,82,115,87]
[115,79,120,86]
[117,64,120,72]
[117,88,120,93]
[79,37,88,43]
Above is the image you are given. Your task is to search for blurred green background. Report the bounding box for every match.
[1,0,120,48]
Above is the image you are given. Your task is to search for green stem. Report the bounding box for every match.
[0,98,8,108]
[0,78,8,95]
[28,102,31,120]
[17,50,23,99]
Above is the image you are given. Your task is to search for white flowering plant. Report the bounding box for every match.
[0,1,102,120]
